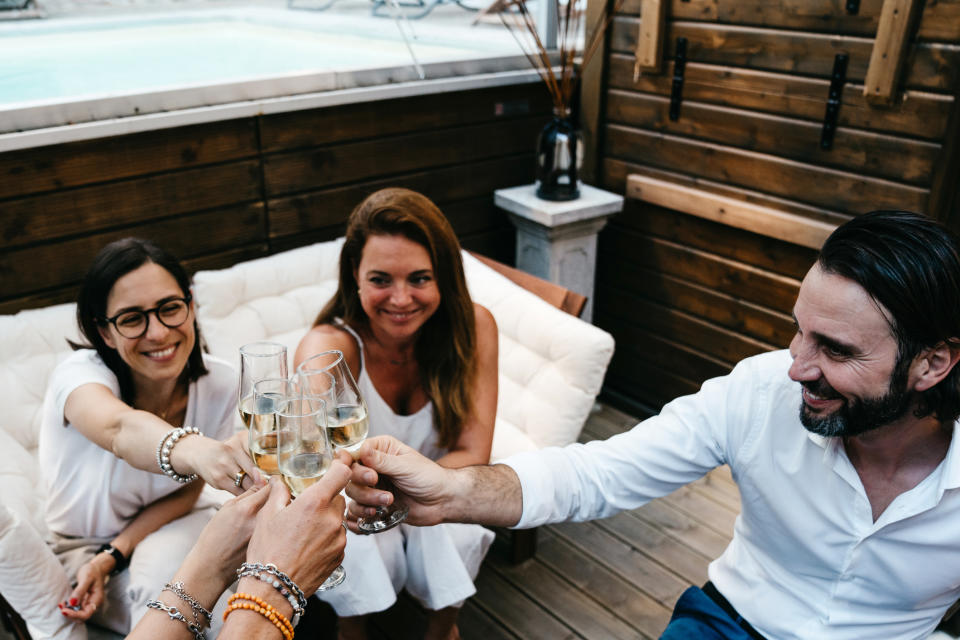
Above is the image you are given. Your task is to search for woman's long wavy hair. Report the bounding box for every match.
[71,237,208,405]
[315,188,477,449]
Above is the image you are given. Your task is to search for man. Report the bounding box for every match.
[347,210,960,640]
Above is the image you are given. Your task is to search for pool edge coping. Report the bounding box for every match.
[0,69,542,152]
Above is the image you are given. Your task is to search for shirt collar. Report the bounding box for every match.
[805,420,960,491]
[809,420,960,500]
[938,421,960,491]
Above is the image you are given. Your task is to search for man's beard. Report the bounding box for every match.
[798,358,914,438]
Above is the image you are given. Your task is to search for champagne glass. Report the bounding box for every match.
[249,378,296,477]
[298,351,369,457]
[238,342,288,429]
[276,393,346,590]
[298,350,408,533]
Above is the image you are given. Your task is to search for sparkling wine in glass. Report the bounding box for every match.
[238,342,288,428]
[276,394,345,590]
[249,377,296,476]
[299,351,369,457]
[298,350,407,533]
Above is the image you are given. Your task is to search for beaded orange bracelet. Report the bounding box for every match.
[224,593,294,640]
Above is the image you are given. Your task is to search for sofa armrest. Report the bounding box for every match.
[467,251,587,318]
[0,505,82,640]
[463,252,614,453]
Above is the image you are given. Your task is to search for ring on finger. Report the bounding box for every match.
[233,469,247,488]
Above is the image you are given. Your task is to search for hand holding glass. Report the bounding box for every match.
[298,350,408,533]
[276,394,345,590]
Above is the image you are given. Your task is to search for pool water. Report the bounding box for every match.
[0,8,523,106]
[3,21,479,103]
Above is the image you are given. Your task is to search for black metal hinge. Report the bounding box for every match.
[669,37,687,122]
[821,53,849,150]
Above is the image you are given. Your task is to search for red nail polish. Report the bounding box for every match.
[69,598,78,606]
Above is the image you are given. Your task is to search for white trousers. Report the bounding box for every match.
[318,522,494,616]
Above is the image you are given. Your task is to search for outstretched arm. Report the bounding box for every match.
[126,482,272,640]
[219,461,349,639]
[128,461,350,640]
[64,383,261,494]
[345,435,523,528]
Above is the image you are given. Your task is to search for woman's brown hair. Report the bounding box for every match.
[315,188,477,449]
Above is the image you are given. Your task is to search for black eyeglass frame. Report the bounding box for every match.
[100,294,193,339]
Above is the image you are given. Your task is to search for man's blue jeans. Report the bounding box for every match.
[660,586,760,640]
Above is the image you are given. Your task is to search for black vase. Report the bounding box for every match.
[535,107,581,201]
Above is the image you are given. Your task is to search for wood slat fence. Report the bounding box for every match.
[584,0,960,413]
[0,82,551,314]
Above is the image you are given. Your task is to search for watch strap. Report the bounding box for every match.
[96,543,128,575]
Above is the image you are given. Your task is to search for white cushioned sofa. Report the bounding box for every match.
[0,238,614,640]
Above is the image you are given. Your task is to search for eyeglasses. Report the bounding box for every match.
[101,296,192,339]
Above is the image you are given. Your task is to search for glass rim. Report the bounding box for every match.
[252,376,296,393]
[297,349,345,375]
[276,395,326,418]
[239,341,288,358]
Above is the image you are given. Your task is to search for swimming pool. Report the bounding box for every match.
[0,6,535,147]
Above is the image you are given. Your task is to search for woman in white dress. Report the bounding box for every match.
[294,188,498,640]
[39,238,260,636]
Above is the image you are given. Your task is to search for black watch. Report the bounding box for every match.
[96,543,129,576]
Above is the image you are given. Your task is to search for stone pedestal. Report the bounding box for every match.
[494,183,624,322]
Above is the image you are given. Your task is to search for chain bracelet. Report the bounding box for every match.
[237,562,306,626]
[156,427,201,483]
[163,581,212,627]
[146,599,205,640]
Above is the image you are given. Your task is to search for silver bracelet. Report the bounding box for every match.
[162,581,211,628]
[145,599,205,640]
[237,562,306,626]
[156,427,201,483]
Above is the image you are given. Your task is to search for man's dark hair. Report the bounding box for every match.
[73,237,208,404]
[818,210,960,423]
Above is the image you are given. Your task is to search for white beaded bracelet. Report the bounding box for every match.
[156,427,201,483]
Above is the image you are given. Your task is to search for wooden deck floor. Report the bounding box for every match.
[347,402,741,640]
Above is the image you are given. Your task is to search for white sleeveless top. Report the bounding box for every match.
[321,322,492,617]
[337,321,446,461]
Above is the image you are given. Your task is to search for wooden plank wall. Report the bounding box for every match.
[0,83,551,315]
[592,0,960,412]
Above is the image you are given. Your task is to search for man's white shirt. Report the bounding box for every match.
[504,349,960,640]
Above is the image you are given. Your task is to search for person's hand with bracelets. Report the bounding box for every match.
[128,453,351,640]
[221,454,351,639]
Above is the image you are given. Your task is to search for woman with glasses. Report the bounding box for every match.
[38,237,260,636]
